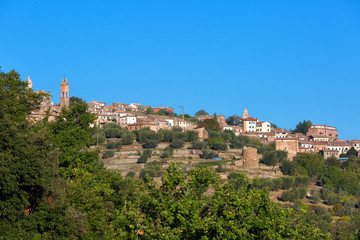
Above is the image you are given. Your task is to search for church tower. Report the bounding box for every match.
[242,107,249,119]
[26,75,33,89]
[60,78,69,108]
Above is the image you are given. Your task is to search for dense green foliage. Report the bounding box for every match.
[2,69,358,239]
[292,120,312,134]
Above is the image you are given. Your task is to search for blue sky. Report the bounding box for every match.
[1,1,360,139]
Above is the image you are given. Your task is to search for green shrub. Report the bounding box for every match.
[137,149,152,163]
[121,132,135,145]
[139,161,162,180]
[280,160,298,175]
[173,132,186,141]
[92,129,106,145]
[227,172,250,190]
[212,142,227,151]
[230,139,244,149]
[337,200,355,216]
[311,190,321,204]
[258,178,273,190]
[294,175,310,187]
[106,141,122,149]
[271,178,283,191]
[261,150,288,166]
[170,139,185,149]
[191,140,208,150]
[282,188,300,202]
[186,131,199,142]
[298,187,307,199]
[143,139,158,149]
[200,149,218,159]
[126,171,136,178]
[161,147,174,158]
[281,176,294,189]
[102,150,115,159]
[137,129,157,143]
[137,155,149,163]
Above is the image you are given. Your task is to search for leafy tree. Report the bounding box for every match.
[198,118,221,132]
[0,69,71,237]
[137,149,152,163]
[121,131,135,145]
[226,115,242,126]
[292,120,312,134]
[139,161,162,180]
[102,150,115,159]
[294,152,325,179]
[69,96,84,103]
[200,149,218,159]
[170,139,185,149]
[191,140,208,150]
[195,109,209,116]
[143,139,158,148]
[325,156,341,168]
[161,147,174,158]
[280,160,298,175]
[106,141,122,149]
[146,107,154,114]
[212,142,227,151]
[347,147,358,157]
[281,176,294,189]
[261,150,288,166]
[185,130,199,142]
[50,99,97,170]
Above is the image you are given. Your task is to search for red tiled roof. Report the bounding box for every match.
[243,117,257,121]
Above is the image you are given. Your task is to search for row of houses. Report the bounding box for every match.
[274,125,359,160]
[88,100,196,131]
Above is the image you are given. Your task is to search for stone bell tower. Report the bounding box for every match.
[242,107,249,119]
[26,75,33,89]
[60,78,69,108]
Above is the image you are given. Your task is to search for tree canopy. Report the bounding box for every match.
[292,120,312,134]
[195,109,209,116]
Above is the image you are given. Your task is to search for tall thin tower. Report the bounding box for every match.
[60,77,69,108]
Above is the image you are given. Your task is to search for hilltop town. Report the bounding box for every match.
[3,68,360,239]
[27,76,360,161]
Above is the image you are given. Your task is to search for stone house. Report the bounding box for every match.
[275,138,298,160]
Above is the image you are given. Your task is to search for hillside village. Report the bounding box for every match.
[4,70,360,239]
[27,76,360,162]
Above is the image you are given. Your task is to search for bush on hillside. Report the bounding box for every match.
[170,139,185,149]
[191,140,208,150]
[200,149,218,159]
[271,178,283,191]
[102,150,115,159]
[212,142,227,151]
[281,176,294,189]
[121,132,135,145]
[294,175,310,187]
[143,139,158,149]
[106,141,122,149]
[139,161,162,180]
[161,147,174,158]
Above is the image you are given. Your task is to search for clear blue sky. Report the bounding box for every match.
[1,1,360,139]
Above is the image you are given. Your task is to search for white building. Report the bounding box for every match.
[243,117,257,132]
[256,121,271,132]
[275,132,289,138]
[118,116,137,125]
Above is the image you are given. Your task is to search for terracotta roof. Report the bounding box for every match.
[243,117,257,121]
[326,142,349,146]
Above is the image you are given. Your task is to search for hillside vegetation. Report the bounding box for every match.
[2,68,359,239]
